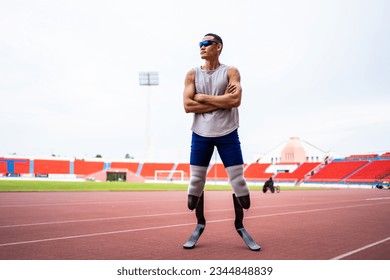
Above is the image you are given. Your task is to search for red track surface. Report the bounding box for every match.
[0,189,389,260]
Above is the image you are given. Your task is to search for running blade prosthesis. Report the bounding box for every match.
[233,193,261,251]
[183,192,261,251]
[183,192,205,249]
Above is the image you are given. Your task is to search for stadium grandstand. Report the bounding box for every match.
[1,137,389,188]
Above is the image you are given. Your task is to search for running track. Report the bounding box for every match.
[0,188,389,260]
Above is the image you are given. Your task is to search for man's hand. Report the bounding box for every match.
[183,70,218,113]
[194,93,206,103]
[194,82,237,104]
[183,66,242,112]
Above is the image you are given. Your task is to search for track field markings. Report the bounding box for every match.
[0,201,389,248]
[0,212,193,229]
[0,199,186,208]
[366,197,390,201]
[1,198,387,229]
[330,237,390,260]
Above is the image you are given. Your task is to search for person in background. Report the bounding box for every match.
[263,177,275,193]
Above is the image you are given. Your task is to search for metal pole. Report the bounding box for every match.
[139,72,159,162]
[145,85,151,160]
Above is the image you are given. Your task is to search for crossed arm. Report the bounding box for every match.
[183,67,242,114]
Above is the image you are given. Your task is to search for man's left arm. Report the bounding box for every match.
[194,66,242,109]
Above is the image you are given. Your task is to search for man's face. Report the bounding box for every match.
[199,36,221,59]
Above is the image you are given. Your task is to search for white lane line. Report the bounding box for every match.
[245,201,390,220]
[2,195,387,208]
[2,199,388,229]
[0,211,193,228]
[1,201,389,247]
[330,237,390,260]
[0,199,184,208]
[0,222,196,247]
[366,197,390,201]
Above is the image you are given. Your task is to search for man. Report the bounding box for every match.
[263,177,275,193]
[182,33,251,210]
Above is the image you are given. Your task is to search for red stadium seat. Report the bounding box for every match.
[244,163,274,181]
[345,160,390,183]
[274,162,321,182]
[305,161,369,182]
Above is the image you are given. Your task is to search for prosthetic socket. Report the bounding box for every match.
[187,164,250,210]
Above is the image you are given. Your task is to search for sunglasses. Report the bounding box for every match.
[199,40,218,48]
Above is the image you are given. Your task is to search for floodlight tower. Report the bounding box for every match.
[139,71,159,161]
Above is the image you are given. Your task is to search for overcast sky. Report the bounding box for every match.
[1,0,389,162]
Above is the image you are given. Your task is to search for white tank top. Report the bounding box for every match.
[191,64,239,137]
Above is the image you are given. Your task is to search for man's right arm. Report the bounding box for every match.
[183,70,218,114]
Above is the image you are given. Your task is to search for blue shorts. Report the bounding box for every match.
[190,129,244,167]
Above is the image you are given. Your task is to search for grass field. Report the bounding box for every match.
[0,180,329,192]
[0,180,189,192]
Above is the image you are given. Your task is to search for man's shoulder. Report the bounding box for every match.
[185,68,196,78]
[227,66,241,80]
[227,65,239,72]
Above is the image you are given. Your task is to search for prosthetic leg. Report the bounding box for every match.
[233,194,261,251]
[183,192,205,249]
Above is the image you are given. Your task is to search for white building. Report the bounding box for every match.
[255,137,332,164]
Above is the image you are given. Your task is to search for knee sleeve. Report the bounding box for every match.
[187,165,207,197]
[226,164,249,197]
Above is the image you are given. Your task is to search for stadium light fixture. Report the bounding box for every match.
[139,72,159,86]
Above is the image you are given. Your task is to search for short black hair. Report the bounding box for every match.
[204,33,223,45]
[204,33,223,53]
